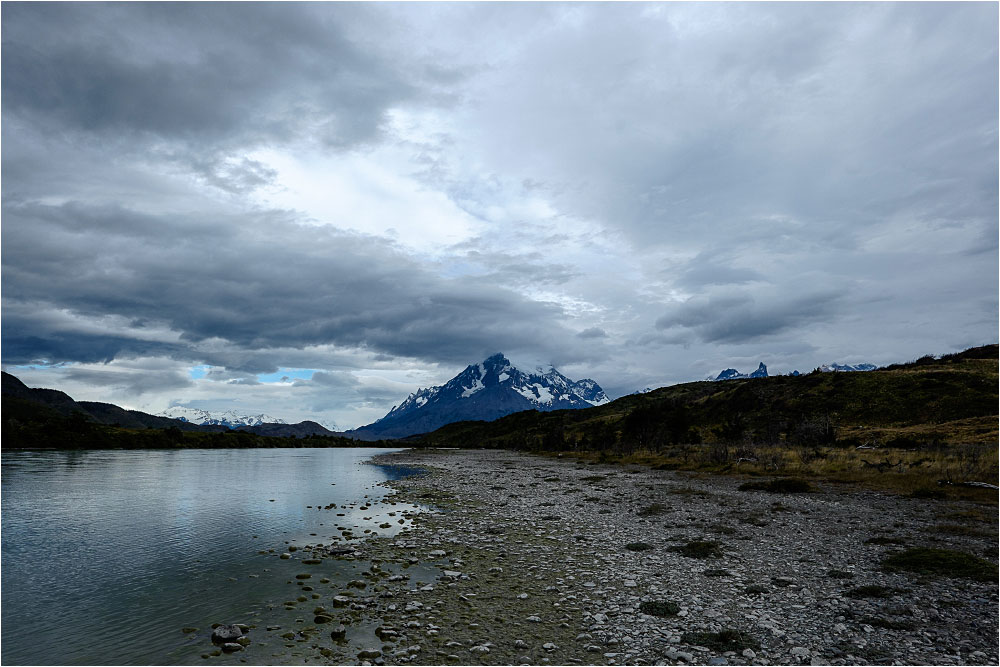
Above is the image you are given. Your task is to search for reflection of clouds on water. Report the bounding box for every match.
[0,448,412,665]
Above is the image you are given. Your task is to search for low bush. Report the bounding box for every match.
[681,629,758,651]
[843,585,899,599]
[625,542,654,551]
[639,600,680,616]
[827,569,855,579]
[668,540,723,559]
[860,616,915,630]
[881,547,998,582]
[637,503,667,517]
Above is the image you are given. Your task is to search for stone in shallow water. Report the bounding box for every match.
[221,643,243,653]
[211,624,243,644]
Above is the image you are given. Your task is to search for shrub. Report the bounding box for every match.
[843,585,898,599]
[827,569,855,579]
[639,600,680,617]
[860,616,915,630]
[881,547,998,582]
[743,584,768,595]
[702,568,730,577]
[668,541,723,559]
[637,503,667,517]
[865,536,906,545]
[681,629,758,651]
[625,542,654,551]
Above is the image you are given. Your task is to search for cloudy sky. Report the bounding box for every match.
[3,2,997,429]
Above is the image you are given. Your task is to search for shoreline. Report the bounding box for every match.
[330,448,998,666]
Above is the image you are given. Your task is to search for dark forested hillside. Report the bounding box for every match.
[1,372,381,449]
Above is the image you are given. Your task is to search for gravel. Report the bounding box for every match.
[284,448,998,666]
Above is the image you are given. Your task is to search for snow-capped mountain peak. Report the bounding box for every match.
[158,406,287,428]
[356,354,608,439]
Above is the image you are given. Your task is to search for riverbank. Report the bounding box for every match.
[333,448,997,666]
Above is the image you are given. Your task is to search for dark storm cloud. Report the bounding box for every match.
[2,2,996,423]
[63,366,192,396]
[1,199,579,368]
[655,287,846,345]
[1,2,424,151]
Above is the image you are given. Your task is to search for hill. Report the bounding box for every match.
[1,372,354,449]
[415,345,998,454]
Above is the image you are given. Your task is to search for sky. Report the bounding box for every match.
[2,2,997,430]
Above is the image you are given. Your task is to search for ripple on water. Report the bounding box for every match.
[1,447,416,665]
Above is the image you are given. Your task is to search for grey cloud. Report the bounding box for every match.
[655,287,846,345]
[1,3,454,159]
[577,327,607,339]
[1,200,583,369]
[63,367,192,396]
[307,371,361,389]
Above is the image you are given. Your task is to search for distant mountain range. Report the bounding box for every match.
[714,362,770,381]
[1,372,338,438]
[818,362,878,373]
[158,406,288,429]
[346,353,608,440]
[712,361,877,381]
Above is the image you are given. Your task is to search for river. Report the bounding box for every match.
[1,447,423,665]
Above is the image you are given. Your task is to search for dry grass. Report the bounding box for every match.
[555,442,998,502]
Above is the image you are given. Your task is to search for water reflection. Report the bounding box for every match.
[1,447,419,665]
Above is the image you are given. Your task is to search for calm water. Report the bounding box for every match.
[1,447,424,665]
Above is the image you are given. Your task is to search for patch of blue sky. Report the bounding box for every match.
[188,365,211,380]
[256,368,316,383]
[8,361,71,370]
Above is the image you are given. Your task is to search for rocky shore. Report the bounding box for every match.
[260,448,998,666]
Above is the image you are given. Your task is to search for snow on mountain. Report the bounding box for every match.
[818,362,878,373]
[350,353,608,440]
[711,360,877,381]
[158,406,287,428]
[712,362,768,381]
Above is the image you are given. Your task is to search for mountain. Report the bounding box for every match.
[417,344,998,453]
[1,371,224,432]
[347,353,608,440]
[819,362,878,373]
[713,362,768,381]
[158,406,287,429]
[2,372,341,446]
[712,360,878,381]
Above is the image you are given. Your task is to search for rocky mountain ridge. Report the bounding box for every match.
[347,353,608,440]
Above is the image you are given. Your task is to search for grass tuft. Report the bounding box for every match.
[637,503,667,517]
[667,540,723,559]
[639,600,680,617]
[681,629,759,651]
[881,547,998,582]
[826,569,855,579]
[843,585,898,598]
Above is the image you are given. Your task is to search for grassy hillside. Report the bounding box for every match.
[415,345,998,494]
